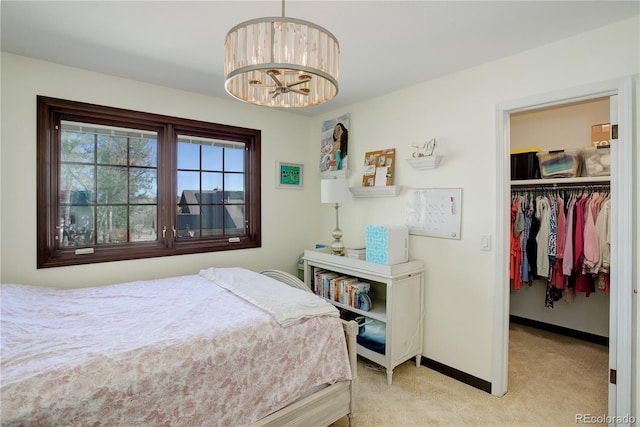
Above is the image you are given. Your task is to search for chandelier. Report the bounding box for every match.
[224,0,340,108]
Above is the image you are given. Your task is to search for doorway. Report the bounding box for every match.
[492,77,633,420]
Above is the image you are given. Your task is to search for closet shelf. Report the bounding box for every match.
[510,176,610,187]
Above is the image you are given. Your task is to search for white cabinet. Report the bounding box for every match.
[303,250,424,385]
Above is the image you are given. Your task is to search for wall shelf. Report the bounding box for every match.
[350,185,403,198]
[320,169,351,179]
[406,155,442,170]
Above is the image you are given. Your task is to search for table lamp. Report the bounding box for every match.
[321,177,350,256]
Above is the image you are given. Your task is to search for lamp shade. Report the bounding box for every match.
[321,178,350,204]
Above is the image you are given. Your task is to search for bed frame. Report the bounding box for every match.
[256,270,358,427]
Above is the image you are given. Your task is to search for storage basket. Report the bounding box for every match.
[582,146,611,177]
[510,149,541,180]
[536,150,581,178]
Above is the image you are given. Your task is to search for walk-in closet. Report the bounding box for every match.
[508,96,612,415]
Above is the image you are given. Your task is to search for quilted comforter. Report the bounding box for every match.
[1,269,351,426]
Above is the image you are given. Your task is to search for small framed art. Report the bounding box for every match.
[276,161,304,189]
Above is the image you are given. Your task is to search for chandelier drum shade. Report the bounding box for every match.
[224,3,340,108]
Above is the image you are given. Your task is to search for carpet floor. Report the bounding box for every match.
[331,322,608,426]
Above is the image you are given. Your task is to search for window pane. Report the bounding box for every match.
[96,206,128,243]
[130,168,157,203]
[202,144,223,171]
[97,135,127,165]
[61,130,95,163]
[178,142,200,170]
[97,166,127,204]
[130,206,157,242]
[177,207,200,239]
[201,205,224,237]
[225,205,245,235]
[178,171,200,201]
[224,147,244,172]
[224,173,245,195]
[130,137,157,167]
[202,172,223,192]
[60,205,95,246]
[61,165,95,202]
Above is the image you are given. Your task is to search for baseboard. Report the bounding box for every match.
[420,357,492,394]
[509,315,609,346]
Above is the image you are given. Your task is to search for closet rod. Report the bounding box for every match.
[510,183,610,192]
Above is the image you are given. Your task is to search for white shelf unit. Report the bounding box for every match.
[303,250,424,385]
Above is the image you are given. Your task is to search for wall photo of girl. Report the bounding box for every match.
[320,113,350,174]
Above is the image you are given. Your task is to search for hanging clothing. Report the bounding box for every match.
[535,196,551,279]
[562,196,577,276]
[526,201,540,279]
[520,199,534,285]
[510,185,611,308]
[550,196,566,289]
[510,197,523,290]
[582,193,601,270]
[574,197,595,297]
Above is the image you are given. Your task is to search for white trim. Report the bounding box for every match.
[493,76,633,424]
[610,77,633,423]
[492,105,510,397]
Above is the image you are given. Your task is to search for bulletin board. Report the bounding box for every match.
[406,188,462,239]
[362,148,395,187]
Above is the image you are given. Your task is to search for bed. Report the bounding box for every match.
[0,267,358,427]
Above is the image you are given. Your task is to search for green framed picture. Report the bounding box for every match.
[276,161,303,189]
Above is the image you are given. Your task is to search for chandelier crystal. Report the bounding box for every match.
[224,1,339,108]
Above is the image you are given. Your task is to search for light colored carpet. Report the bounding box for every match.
[331,323,608,426]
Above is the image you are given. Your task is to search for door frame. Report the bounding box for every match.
[492,77,633,420]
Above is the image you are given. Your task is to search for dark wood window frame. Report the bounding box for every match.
[37,96,261,268]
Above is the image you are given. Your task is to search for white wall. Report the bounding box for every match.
[312,16,639,382]
[1,15,638,396]
[0,53,322,288]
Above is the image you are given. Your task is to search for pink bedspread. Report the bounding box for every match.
[1,271,351,426]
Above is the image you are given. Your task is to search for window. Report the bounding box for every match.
[37,96,261,268]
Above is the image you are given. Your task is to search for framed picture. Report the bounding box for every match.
[319,113,350,178]
[276,161,304,189]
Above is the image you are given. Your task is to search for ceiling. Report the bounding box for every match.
[2,1,638,117]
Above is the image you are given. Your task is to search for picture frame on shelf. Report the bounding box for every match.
[276,161,303,189]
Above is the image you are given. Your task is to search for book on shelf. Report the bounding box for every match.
[349,282,371,310]
[313,269,335,297]
[330,275,349,302]
[338,277,360,304]
[311,267,371,310]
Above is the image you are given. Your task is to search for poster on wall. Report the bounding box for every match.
[319,113,350,177]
